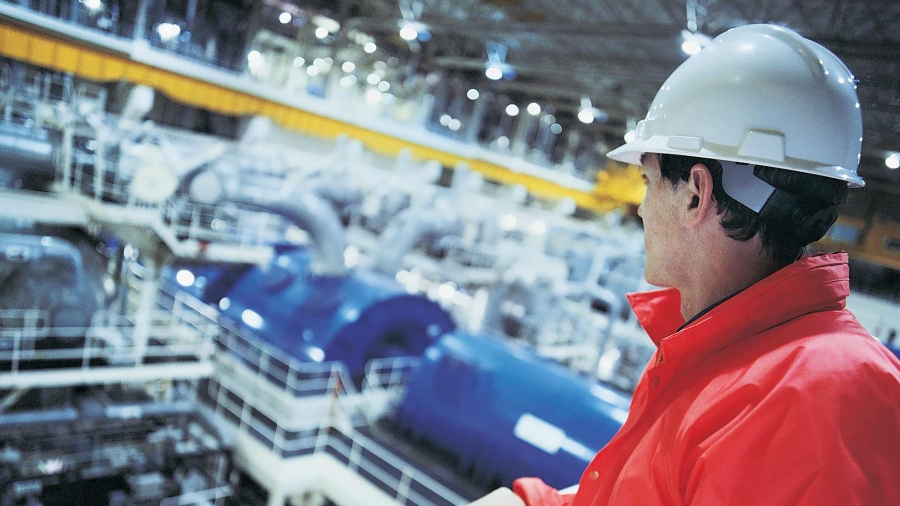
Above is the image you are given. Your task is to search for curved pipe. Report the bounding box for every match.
[0,234,85,275]
[374,206,461,275]
[184,169,347,276]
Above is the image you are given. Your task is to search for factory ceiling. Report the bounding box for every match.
[332,0,900,186]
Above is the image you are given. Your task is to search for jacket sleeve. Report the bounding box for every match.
[512,478,575,506]
[682,363,900,506]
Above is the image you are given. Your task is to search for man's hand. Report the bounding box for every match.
[468,487,526,506]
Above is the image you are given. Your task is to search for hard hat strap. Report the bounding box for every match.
[720,161,776,213]
[720,160,802,221]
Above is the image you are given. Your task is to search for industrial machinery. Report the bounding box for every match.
[0,383,230,506]
[393,331,631,490]
[169,243,455,384]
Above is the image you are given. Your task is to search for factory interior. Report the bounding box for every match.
[0,0,898,505]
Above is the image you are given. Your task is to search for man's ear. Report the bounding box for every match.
[682,163,716,228]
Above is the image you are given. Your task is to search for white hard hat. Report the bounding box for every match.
[608,24,864,188]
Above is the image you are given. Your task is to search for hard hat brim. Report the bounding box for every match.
[606,137,865,188]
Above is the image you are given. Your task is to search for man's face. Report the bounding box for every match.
[637,154,682,287]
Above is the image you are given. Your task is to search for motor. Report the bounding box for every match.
[393,331,631,489]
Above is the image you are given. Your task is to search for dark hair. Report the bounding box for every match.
[658,154,849,266]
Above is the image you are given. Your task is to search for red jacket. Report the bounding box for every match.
[514,252,900,506]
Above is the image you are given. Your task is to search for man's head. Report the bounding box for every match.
[654,154,849,266]
[635,152,847,293]
[610,24,863,286]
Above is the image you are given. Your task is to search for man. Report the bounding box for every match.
[472,24,900,506]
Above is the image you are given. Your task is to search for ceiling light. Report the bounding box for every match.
[377,81,390,92]
[624,129,636,143]
[448,119,462,131]
[366,73,381,85]
[399,24,418,41]
[242,309,263,329]
[439,114,451,126]
[156,22,181,42]
[366,89,382,104]
[887,153,900,170]
[175,269,195,287]
[293,56,305,66]
[485,64,503,81]
[527,102,541,115]
[315,26,329,39]
[279,12,292,24]
[342,61,355,72]
[682,40,702,55]
[364,42,377,53]
[577,108,594,124]
[550,123,562,134]
[506,104,519,116]
[306,66,320,76]
[467,89,480,100]
[681,29,711,56]
[339,75,356,87]
[81,0,102,12]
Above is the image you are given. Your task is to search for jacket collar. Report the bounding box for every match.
[627,252,850,357]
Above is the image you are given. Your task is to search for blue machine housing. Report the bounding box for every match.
[170,246,456,382]
[395,331,631,489]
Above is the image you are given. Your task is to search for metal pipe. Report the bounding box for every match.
[227,190,347,276]
[0,401,196,427]
[374,207,461,275]
[184,168,347,276]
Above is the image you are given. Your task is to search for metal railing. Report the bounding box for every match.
[0,276,217,381]
[160,198,290,249]
[194,318,468,505]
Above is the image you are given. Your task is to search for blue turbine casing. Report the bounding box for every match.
[172,247,456,381]
[395,331,631,489]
